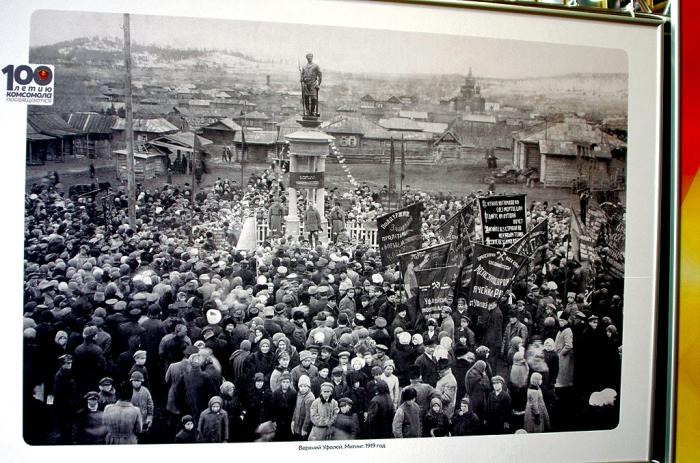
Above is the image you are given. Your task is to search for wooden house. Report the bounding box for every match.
[111,117,178,150]
[65,112,117,158]
[113,146,168,181]
[233,130,284,163]
[26,123,56,165]
[27,113,84,160]
[512,117,626,188]
[200,118,241,146]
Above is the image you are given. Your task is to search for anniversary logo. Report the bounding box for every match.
[479,194,527,248]
[376,202,423,267]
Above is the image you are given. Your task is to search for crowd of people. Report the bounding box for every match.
[22,165,623,445]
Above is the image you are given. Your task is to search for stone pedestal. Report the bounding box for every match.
[285,118,334,244]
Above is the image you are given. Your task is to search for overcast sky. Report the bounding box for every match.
[30,10,628,79]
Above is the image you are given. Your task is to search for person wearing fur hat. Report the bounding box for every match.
[269,372,297,441]
[485,375,512,434]
[422,396,450,437]
[450,397,480,436]
[367,381,394,439]
[290,350,319,388]
[392,387,422,438]
[308,382,339,440]
[175,415,196,443]
[197,395,229,443]
[291,375,315,439]
[333,397,360,440]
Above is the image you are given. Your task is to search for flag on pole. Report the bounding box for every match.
[400,134,406,182]
[389,137,396,197]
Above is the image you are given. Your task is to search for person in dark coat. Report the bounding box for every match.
[451,397,481,436]
[367,381,394,439]
[74,391,107,445]
[333,397,360,440]
[244,372,272,439]
[485,375,512,434]
[413,339,439,387]
[422,397,450,437]
[220,381,246,442]
[304,205,322,248]
[141,306,166,380]
[451,345,471,405]
[268,372,297,441]
[72,326,107,397]
[247,338,275,379]
[481,305,503,372]
[175,415,196,443]
[197,396,229,443]
[464,360,490,421]
[179,353,219,421]
[53,354,79,444]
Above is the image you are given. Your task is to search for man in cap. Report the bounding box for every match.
[129,370,154,436]
[75,391,107,444]
[308,382,339,441]
[414,338,439,387]
[269,371,297,441]
[53,354,78,444]
[98,377,116,411]
[501,307,529,359]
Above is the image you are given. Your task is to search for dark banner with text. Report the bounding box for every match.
[508,219,549,258]
[399,242,451,298]
[479,194,527,248]
[467,243,528,310]
[376,202,423,267]
[416,265,459,314]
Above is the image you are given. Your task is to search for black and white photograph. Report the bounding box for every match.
[2,1,666,462]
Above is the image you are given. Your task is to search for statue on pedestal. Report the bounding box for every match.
[300,53,322,117]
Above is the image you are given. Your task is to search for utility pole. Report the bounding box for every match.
[123,14,136,228]
[191,129,198,202]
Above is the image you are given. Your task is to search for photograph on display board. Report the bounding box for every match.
[22,9,629,445]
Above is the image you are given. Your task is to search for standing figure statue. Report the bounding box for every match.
[300,53,322,117]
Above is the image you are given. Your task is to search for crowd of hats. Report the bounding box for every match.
[21,167,623,444]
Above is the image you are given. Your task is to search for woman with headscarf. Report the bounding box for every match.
[247,338,275,382]
[542,338,559,386]
[524,372,550,433]
[422,396,450,437]
[367,381,394,439]
[464,360,491,421]
[509,351,530,421]
[451,397,481,436]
